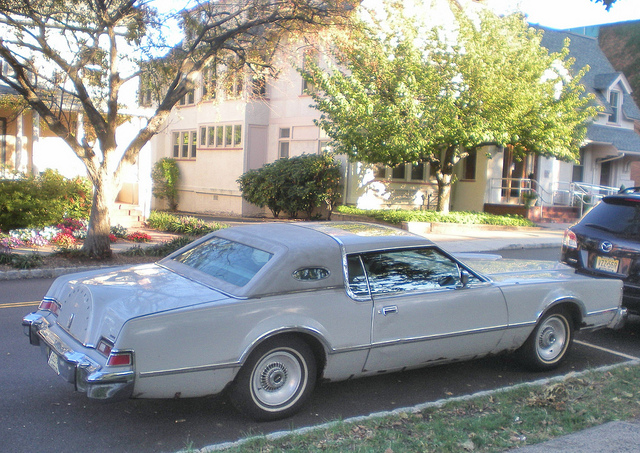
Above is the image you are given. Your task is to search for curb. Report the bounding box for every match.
[0,265,117,281]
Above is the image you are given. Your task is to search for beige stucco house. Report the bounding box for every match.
[149,26,640,222]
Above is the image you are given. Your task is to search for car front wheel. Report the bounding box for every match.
[230,336,317,421]
[517,308,573,371]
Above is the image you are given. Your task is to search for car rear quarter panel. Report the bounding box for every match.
[496,276,623,350]
[117,287,372,398]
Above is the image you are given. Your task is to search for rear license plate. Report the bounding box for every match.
[594,256,619,273]
[48,349,60,375]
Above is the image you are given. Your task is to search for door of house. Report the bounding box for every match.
[501,147,537,203]
[600,160,612,187]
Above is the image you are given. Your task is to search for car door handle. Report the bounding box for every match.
[380,305,398,316]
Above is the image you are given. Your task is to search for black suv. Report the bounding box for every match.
[561,187,640,315]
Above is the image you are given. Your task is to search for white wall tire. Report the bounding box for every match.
[517,308,573,371]
[230,337,317,421]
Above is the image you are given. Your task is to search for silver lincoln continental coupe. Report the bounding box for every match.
[23,222,625,420]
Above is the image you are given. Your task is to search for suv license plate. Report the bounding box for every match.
[48,349,60,375]
[595,256,619,273]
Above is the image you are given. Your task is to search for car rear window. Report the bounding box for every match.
[581,198,640,238]
[173,237,273,286]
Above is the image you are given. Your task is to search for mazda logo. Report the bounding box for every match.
[600,241,613,253]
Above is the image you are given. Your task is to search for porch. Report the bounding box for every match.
[485,178,620,223]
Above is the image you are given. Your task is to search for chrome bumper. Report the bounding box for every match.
[22,313,134,401]
[607,307,628,330]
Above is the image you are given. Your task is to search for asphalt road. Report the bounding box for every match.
[2,248,638,453]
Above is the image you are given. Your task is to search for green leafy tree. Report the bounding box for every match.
[0,0,355,257]
[151,158,180,211]
[302,2,598,212]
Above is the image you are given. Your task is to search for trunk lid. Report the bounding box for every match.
[48,263,229,347]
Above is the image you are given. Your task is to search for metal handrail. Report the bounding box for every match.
[489,178,619,216]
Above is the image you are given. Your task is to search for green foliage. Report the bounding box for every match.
[10,252,44,270]
[110,224,128,238]
[122,236,193,257]
[336,205,535,227]
[302,5,598,211]
[0,170,91,231]
[237,153,342,219]
[151,158,180,211]
[146,211,226,236]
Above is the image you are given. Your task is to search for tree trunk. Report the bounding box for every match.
[435,173,453,213]
[82,171,118,258]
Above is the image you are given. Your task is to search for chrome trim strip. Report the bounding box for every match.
[367,324,510,349]
[584,306,620,317]
[138,361,240,378]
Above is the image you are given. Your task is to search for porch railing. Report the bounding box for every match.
[489,178,619,216]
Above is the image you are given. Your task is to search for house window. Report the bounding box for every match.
[374,164,387,179]
[200,123,243,149]
[609,91,620,124]
[224,72,243,99]
[234,125,243,146]
[202,62,217,100]
[173,132,180,158]
[200,127,207,146]
[173,130,197,159]
[391,164,406,180]
[301,49,319,95]
[319,140,331,154]
[191,131,197,158]
[410,162,426,181]
[279,127,291,159]
[463,149,477,180]
[251,73,266,98]
[179,89,195,106]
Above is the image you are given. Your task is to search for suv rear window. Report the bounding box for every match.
[581,197,640,238]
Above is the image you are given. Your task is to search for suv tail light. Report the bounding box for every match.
[563,229,578,249]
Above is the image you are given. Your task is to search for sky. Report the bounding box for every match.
[486,0,640,29]
[151,0,640,36]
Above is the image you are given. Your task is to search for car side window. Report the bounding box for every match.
[359,248,471,295]
[347,255,369,297]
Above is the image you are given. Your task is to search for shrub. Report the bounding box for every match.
[146,211,226,236]
[0,170,91,231]
[146,210,176,231]
[126,231,151,242]
[110,224,128,238]
[51,232,78,250]
[11,253,44,269]
[151,158,180,211]
[122,236,193,257]
[237,153,341,219]
[335,206,535,227]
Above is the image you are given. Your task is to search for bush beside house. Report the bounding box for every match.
[237,153,341,219]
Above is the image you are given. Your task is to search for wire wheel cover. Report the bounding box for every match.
[536,315,568,362]
[251,349,306,409]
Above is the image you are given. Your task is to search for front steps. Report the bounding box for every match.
[111,203,145,228]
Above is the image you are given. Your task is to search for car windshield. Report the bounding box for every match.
[582,199,640,238]
[173,237,273,287]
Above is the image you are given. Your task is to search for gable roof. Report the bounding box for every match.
[539,27,640,122]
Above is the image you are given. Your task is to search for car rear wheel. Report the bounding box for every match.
[516,308,573,371]
[230,336,316,421]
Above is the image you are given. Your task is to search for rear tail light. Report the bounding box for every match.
[563,229,577,249]
[39,298,60,316]
[107,351,133,367]
[97,339,133,366]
